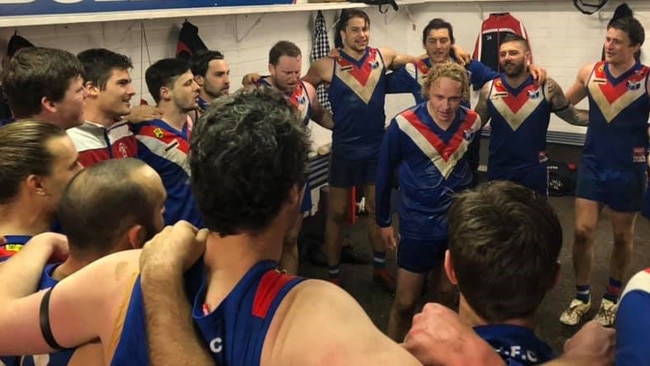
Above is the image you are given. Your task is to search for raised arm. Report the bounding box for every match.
[140,222,213,366]
[268,280,421,365]
[474,82,492,127]
[304,81,333,130]
[546,77,589,126]
[302,57,334,88]
[0,248,140,357]
[241,73,263,89]
[565,63,595,105]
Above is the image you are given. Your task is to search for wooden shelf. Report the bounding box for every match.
[0,0,573,28]
[0,2,370,28]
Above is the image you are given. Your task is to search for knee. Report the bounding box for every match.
[613,231,634,249]
[327,207,348,224]
[392,295,417,317]
[574,224,596,245]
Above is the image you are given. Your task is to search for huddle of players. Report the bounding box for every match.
[0,7,647,365]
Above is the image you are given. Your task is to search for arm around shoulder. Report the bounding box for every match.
[303,58,333,87]
[547,77,589,126]
[565,63,596,105]
[266,280,421,366]
[474,83,492,127]
[0,249,141,356]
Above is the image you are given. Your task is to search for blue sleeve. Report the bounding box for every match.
[616,290,650,366]
[375,120,402,228]
[467,60,499,90]
[386,66,419,98]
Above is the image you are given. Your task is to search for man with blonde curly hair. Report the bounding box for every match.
[376,61,482,341]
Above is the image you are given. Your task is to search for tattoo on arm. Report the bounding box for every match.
[549,78,589,126]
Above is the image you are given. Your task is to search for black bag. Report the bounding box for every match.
[176,21,208,61]
[573,0,608,15]
[548,161,577,196]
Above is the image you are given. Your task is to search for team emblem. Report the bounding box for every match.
[528,89,540,99]
[627,80,642,91]
[295,94,306,106]
[153,127,164,139]
[118,142,129,157]
[463,128,475,142]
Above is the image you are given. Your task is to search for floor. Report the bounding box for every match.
[297,197,650,353]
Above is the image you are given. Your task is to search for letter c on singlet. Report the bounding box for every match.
[209,337,223,353]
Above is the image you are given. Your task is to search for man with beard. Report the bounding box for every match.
[190,50,230,114]
[247,40,333,274]
[473,34,588,196]
[17,158,166,366]
[132,58,203,227]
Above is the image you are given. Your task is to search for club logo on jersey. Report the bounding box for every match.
[528,89,540,99]
[118,142,129,157]
[295,94,306,106]
[153,127,165,139]
[463,128,475,142]
[369,60,380,70]
[4,244,22,253]
[627,80,642,91]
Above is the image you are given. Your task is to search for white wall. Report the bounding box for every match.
[2,0,650,141]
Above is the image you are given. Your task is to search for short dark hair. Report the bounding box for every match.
[190,50,225,78]
[76,48,132,90]
[269,41,302,66]
[0,121,67,204]
[608,16,645,47]
[448,181,562,323]
[58,158,158,257]
[500,34,529,51]
[145,58,191,104]
[1,47,83,118]
[422,18,455,45]
[190,88,309,236]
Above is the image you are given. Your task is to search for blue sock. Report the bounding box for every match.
[373,251,386,270]
[576,284,591,303]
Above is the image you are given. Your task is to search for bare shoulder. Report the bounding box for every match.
[262,279,420,366]
[83,249,141,284]
[576,62,598,81]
